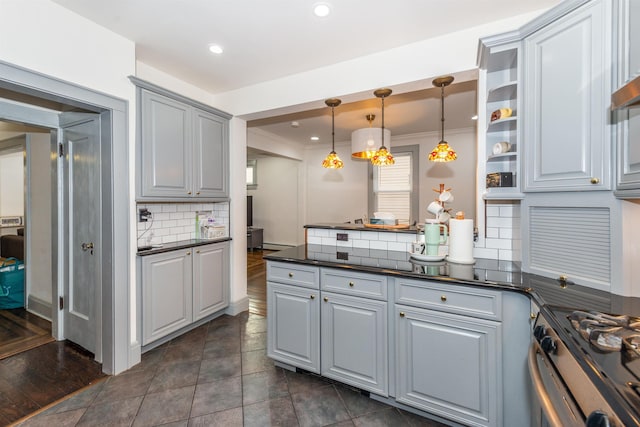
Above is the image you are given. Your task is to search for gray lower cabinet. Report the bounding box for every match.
[193,242,229,320]
[142,249,193,345]
[395,305,500,427]
[267,262,321,373]
[267,282,320,373]
[321,291,388,396]
[142,242,229,346]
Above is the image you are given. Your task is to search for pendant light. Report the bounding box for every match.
[428,76,457,162]
[371,88,395,166]
[351,114,390,159]
[321,98,344,169]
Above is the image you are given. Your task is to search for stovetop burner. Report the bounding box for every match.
[568,310,640,354]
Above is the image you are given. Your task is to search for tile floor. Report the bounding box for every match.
[15,312,450,427]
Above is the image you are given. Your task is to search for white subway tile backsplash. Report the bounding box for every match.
[336,240,352,248]
[473,247,498,259]
[307,236,322,245]
[486,206,500,217]
[499,228,513,239]
[486,238,512,250]
[498,249,514,261]
[486,227,499,238]
[137,202,229,247]
[378,232,397,242]
[321,237,336,246]
[370,241,388,250]
[353,239,370,249]
[387,242,408,252]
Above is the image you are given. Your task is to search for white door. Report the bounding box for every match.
[60,114,101,355]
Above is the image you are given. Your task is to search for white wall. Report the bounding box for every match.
[27,133,53,305]
[248,156,303,246]
[305,142,369,225]
[0,150,24,217]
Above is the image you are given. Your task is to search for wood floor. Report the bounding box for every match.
[0,250,270,425]
[247,249,272,317]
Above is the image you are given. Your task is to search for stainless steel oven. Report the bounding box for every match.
[529,311,634,427]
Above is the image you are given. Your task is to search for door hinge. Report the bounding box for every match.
[58,143,64,157]
[59,296,64,310]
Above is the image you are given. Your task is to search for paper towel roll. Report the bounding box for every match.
[447,219,475,264]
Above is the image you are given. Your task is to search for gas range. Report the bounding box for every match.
[532,307,640,426]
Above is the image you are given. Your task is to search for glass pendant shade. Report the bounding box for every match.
[429,76,457,163]
[322,151,344,168]
[322,98,344,169]
[428,141,457,162]
[371,88,395,166]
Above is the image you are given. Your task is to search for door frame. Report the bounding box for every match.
[0,60,131,375]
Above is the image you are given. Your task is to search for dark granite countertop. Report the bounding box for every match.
[136,237,231,256]
[264,244,640,319]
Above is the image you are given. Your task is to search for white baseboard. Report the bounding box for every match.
[27,295,52,321]
[225,296,249,315]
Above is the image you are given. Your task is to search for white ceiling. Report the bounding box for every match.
[49,0,562,149]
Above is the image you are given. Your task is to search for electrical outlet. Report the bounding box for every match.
[139,208,151,222]
[337,233,349,241]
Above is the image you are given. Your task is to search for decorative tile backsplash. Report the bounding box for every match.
[136,202,229,247]
[306,228,420,253]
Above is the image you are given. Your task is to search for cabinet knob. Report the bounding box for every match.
[399,312,405,317]
[324,297,329,302]
[530,312,537,320]
[310,295,315,300]
[186,251,191,256]
[187,191,192,195]
[196,250,200,254]
[196,191,200,195]
[288,272,294,278]
[590,177,600,184]
[440,295,447,302]
[349,281,354,287]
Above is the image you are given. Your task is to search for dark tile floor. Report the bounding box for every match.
[15,312,449,427]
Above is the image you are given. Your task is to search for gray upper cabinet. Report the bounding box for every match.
[614,0,640,197]
[523,0,612,192]
[140,90,191,197]
[131,77,232,201]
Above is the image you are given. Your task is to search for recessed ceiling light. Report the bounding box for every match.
[311,136,320,141]
[208,44,223,54]
[313,2,331,17]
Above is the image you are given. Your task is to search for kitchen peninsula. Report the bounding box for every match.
[265,239,640,427]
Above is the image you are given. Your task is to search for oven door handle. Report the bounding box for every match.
[528,342,567,427]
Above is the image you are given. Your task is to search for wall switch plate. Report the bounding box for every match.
[336,251,349,260]
[337,233,348,241]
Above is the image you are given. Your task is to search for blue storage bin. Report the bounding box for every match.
[0,257,25,309]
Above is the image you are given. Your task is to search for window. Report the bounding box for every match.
[246,159,257,189]
[369,145,419,224]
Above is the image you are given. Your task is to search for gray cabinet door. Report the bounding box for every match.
[193,242,229,321]
[321,292,388,396]
[142,250,193,345]
[193,109,228,198]
[523,0,611,191]
[140,90,192,197]
[267,282,320,373]
[396,305,500,427]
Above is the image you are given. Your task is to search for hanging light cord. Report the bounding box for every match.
[439,83,445,143]
[381,95,386,148]
[331,103,336,151]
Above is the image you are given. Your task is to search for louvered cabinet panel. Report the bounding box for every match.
[526,206,611,290]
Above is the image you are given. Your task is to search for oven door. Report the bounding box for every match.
[528,341,584,427]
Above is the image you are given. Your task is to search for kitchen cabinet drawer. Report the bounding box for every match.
[321,268,387,301]
[267,262,319,289]
[395,278,502,321]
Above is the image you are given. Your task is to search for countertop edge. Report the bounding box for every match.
[137,237,232,256]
